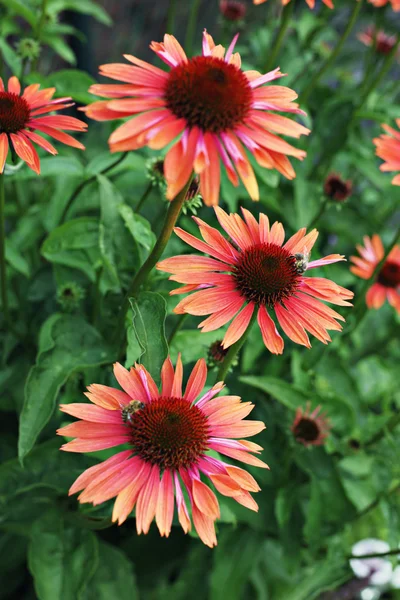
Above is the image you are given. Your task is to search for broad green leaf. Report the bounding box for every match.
[26,70,97,105]
[97,175,122,292]
[13,156,84,181]
[41,217,100,282]
[28,509,99,600]
[80,541,139,600]
[0,440,96,526]
[129,292,168,384]
[42,34,76,64]
[119,204,156,252]
[0,39,22,73]
[5,240,30,277]
[18,314,115,460]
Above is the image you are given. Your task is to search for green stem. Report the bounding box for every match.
[185,0,202,57]
[166,0,177,34]
[358,35,400,110]
[299,0,363,105]
[167,313,188,345]
[134,182,152,213]
[91,267,103,327]
[263,2,294,73]
[36,0,49,39]
[0,174,9,327]
[126,177,192,298]
[215,312,257,382]
[308,197,330,230]
[365,410,400,447]
[60,153,127,223]
[347,548,400,561]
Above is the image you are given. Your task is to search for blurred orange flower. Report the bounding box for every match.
[373,120,400,185]
[254,0,334,8]
[350,235,400,313]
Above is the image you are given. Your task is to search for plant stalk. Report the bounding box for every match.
[263,2,294,73]
[299,0,363,105]
[215,312,257,382]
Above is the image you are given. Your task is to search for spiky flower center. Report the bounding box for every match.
[127,397,209,470]
[292,418,320,443]
[165,55,252,134]
[232,243,300,307]
[0,92,30,134]
[378,261,400,288]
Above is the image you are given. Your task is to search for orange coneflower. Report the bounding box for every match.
[58,357,268,548]
[84,30,309,206]
[358,26,397,55]
[0,76,86,174]
[291,403,331,447]
[350,234,400,313]
[157,207,353,354]
[254,0,334,8]
[373,120,400,186]
[368,0,400,11]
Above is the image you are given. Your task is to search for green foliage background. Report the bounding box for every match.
[0,0,400,598]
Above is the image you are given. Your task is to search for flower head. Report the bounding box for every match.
[358,26,397,55]
[157,207,353,354]
[84,30,309,206]
[220,0,247,21]
[368,0,400,11]
[291,403,331,447]
[373,119,400,185]
[254,0,334,8]
[58,357,267,547]
[324,173,352,202]
[0,76,86,174]
[350,234,400,313]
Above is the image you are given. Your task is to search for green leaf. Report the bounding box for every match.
[28,508,99,600]
[129,292,168,384]
[119,204,156,253]
[5,240,30,277]
[0,39,22,73]
[210,528,264,600]
[0,440,96,527]
[41,217,100,282]
[80,541,139,600]
[13,156,84,181]
[0,0,36,26]
[26,70,97,105]
[48,0,112,25]
[43,34,76,65]
[97,175,122,292]
[18,315,115,460]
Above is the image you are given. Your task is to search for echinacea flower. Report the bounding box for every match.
[157,207,353,354]
[324,173,352,202]
[84,30,309,206]
[58,357,267,547]
[0,76,86,174]
[254,0,334,8]
[368,0,400,11]
[291,403,331,447]
[373,120,400,185]
[358,26,397,55]
[350,234,400,313]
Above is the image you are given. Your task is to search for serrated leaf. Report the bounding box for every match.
[18,315,115,460]
[129,292,168,384]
